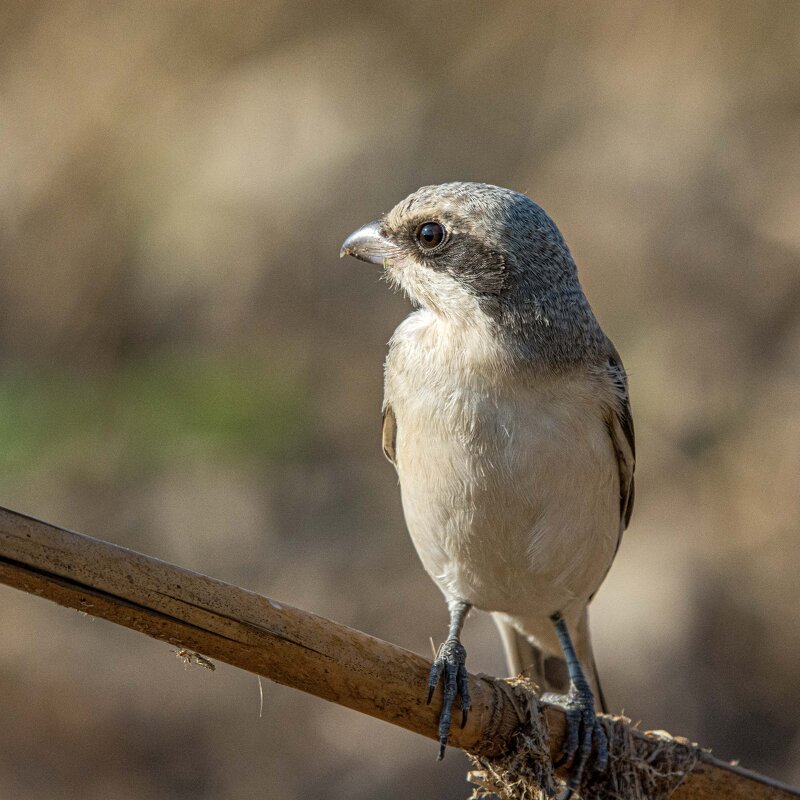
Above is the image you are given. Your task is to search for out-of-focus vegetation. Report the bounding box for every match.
[0,2,798,798]
[0,353,311,475]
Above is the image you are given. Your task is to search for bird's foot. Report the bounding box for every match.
[541,684,608,800]
[426,637,470,760]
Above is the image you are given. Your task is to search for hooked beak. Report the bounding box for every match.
[339,220,393,265]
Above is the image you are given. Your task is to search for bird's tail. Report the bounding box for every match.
[494,609,607,713]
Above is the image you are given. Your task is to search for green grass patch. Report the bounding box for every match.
[0,351,311,476]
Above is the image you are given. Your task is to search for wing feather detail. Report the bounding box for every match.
[382,404,397,465]
[605,346,636,532]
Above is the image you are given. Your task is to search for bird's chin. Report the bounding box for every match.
[381,262,411,295]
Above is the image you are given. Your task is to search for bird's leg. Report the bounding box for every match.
[540,613,608,800]
[427,598,471,760]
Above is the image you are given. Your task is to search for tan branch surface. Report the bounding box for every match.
[0,506,796,799]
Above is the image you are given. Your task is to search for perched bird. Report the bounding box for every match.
[341,183,635,798]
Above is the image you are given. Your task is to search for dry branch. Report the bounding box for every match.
[0,505,796,799]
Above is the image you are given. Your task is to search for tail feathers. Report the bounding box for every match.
[589,652,608,714]
[494,611,608,713]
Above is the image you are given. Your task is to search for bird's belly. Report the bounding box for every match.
[395,386,619,617]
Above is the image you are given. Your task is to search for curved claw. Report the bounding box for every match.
[543,685,608,794]
[426,638,469,760]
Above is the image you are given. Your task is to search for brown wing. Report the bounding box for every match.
[605,344,636,531]
[381,403,397,465]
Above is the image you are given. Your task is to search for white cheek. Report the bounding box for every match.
[387,257,483,323]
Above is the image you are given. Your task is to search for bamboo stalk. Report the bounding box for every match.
[0,505,796,799]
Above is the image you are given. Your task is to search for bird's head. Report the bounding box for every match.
[340,182,583,330]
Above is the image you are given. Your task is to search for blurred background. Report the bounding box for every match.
[0,1,799,797]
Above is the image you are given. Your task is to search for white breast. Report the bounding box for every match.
[385,309,620,624]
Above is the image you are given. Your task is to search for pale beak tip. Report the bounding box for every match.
[339,219,388,266]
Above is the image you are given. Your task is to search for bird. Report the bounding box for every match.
[340,182,635,798]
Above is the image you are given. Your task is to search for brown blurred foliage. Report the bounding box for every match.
[0,2,799,798]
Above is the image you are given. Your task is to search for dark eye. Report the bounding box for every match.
[415,221,445,250]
